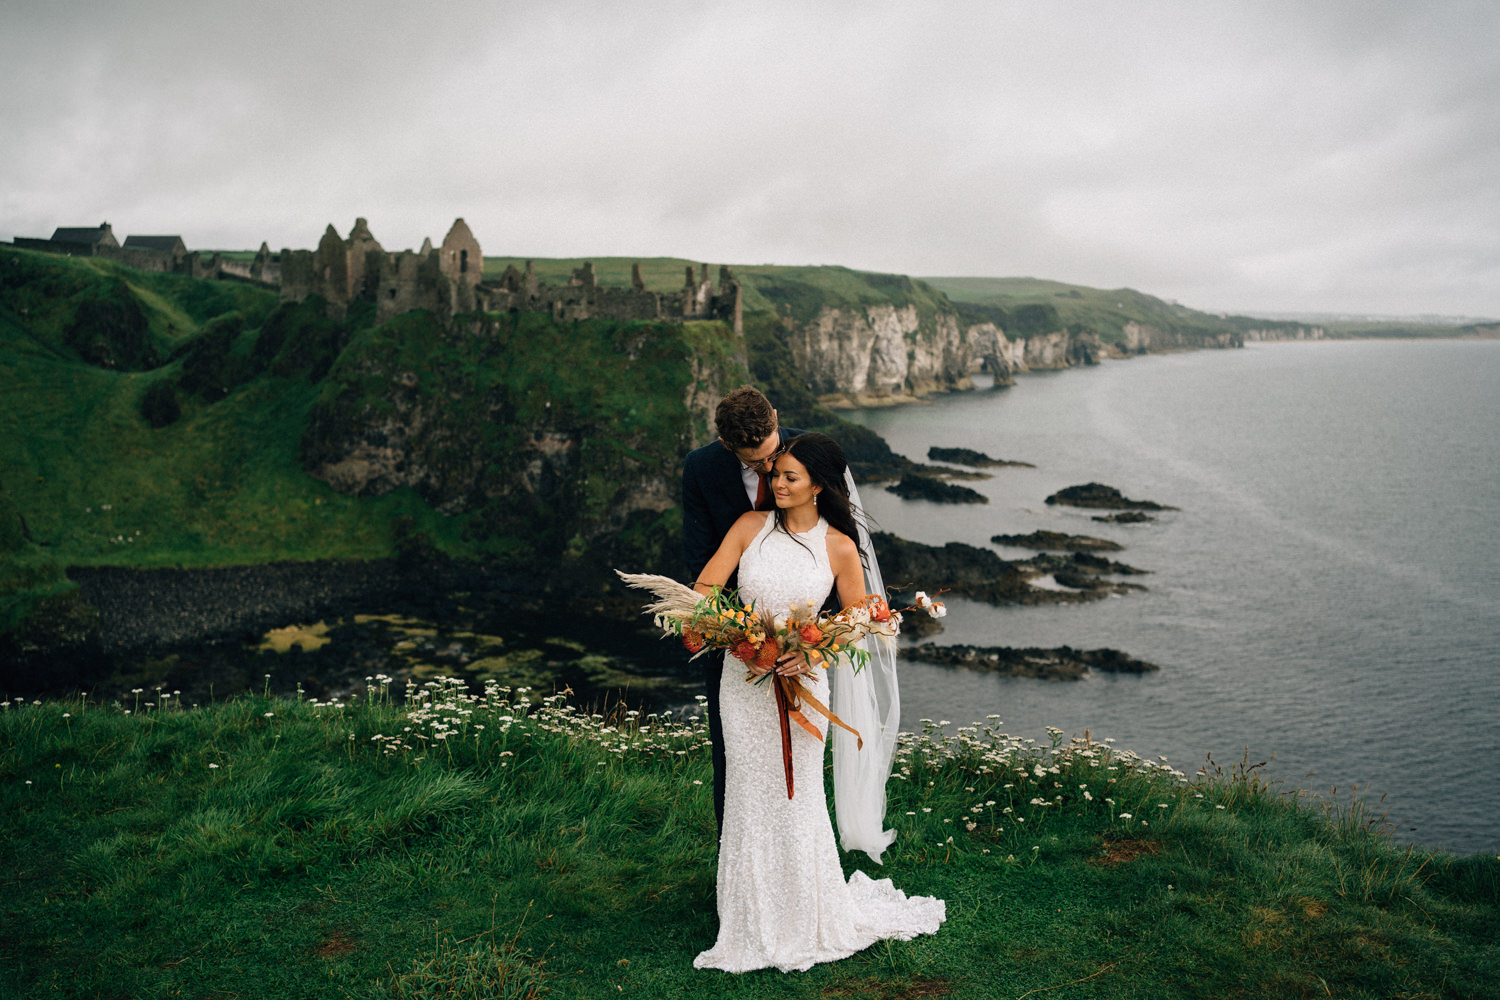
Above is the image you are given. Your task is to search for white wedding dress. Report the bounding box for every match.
[695,515,945,974]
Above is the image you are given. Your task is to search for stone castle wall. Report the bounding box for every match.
[278,217,741,333]
[16,216,740,333]
[480,259,740,332]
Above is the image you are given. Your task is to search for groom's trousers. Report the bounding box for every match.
[703,653,727,842]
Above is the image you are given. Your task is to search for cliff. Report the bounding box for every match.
[729,267,1317,407]
[300,310,745,554]
[0,242,1417,666]
[0,247,751,665]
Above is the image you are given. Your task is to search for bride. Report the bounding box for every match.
[690,432,945,974]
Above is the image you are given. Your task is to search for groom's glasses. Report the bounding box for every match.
[738,445,786,474]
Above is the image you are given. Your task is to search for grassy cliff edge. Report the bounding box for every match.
[1,687,1494,998]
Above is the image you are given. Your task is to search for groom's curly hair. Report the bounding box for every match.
[714,386,777,451]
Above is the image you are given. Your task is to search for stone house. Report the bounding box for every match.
[13,223,120,255]
[122,235,187,258]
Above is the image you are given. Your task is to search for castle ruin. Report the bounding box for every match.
[278,217,741,333]
[11,217,742,335]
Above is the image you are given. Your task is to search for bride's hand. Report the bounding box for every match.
[774,650,810,676]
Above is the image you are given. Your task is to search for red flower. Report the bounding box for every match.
[869,598,891,623]
[681,629,705,653]
[755,638,781,669]
[731,640,760,665]
[799,624,823,645]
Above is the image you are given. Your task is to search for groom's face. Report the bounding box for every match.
[723,412,782,472]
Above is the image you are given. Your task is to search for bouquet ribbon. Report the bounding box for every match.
[764,672,862,800]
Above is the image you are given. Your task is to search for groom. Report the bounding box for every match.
[682,385,801,837]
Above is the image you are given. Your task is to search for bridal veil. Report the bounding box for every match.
[829,472,900,863]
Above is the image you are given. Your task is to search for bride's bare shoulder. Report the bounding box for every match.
[730,511,770,537]
[824,525,859,558]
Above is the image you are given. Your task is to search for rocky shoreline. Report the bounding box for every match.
[67,560,482,654]
[3,559,530,698]
[903,643,1160,680]
[6,464,1176,704]
[873,531,1148,605]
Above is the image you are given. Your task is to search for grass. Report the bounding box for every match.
[920,276,1489,344]
[483,256,706,292]
[481,254,960,345]
[2,683,1494,999]
[921,276,1242,344]
[1,248,746,580]
[1,248,433,571]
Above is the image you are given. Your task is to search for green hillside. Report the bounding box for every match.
[0,248,749,649]
[925,276,1253,344]
[14,244,1476,654]
[924,275,1478,342]
[478,255,962,440]
[483,256,954,329]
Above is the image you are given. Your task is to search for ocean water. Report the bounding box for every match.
[847,339,1500,857]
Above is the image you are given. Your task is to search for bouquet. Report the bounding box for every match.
[615,571,945,799]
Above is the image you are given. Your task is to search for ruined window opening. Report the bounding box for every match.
[460,249,469,274]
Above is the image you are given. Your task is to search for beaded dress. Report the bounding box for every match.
[694,514,945,974]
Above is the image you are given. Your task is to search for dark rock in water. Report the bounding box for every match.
[872,531,1142,605]
[1020,551,1148,578]
[1050,569,1146,592]
[1092,511,1156,524]
[903,642,1160,680]
[836,433,989,484]
[1046,482,1177,511]
[886,474,988,504]
[991,530,1122,552]
[873,531,1028,603]
[927,447,1035,469]
[894,610,945,638]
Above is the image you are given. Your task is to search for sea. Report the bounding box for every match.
[845,339,1500,858]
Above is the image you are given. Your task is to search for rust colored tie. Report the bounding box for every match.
[754,471,770,510]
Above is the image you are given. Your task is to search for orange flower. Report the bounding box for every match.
[869,597,891,622]
[681,629,705,653]
[730,639,760,665]
[799,623,823,645]
[755,637,781,669]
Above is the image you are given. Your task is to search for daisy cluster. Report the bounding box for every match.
[338,675,712,765]
[11,682,1213,848]
[889,716,1196,851]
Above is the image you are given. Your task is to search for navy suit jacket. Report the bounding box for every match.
[681,427,801,580]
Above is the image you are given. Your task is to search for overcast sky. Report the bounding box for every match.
[3,1,1497,318]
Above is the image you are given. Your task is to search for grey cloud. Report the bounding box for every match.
[2,0,1496,316]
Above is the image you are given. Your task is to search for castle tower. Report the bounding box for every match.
[439,218,482,287]
[346,218,384,301]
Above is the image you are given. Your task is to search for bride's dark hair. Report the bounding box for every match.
[771,432,867,568]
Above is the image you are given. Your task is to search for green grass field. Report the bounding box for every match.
[2,246,757,644]
[2,684,1494,999]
